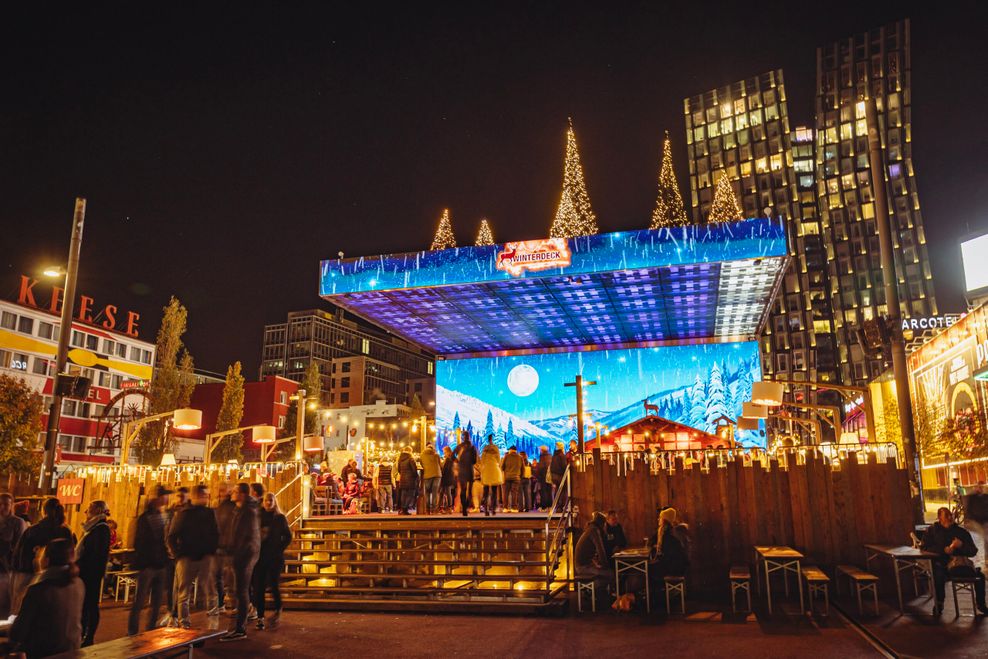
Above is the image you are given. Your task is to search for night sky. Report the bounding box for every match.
[3,2,986,377]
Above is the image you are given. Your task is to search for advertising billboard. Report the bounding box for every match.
[961,233,988,294]
[435,341,764,454]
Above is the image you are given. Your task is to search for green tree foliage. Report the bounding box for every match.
[275,362,323,460]
[134,297,196,466]
[212,361,246,463]
[0,374,44,477]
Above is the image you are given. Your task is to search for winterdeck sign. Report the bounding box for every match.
[496,238,571,277]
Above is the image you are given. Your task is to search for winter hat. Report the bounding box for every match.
[659,507,678,526]
[555,442,564,450]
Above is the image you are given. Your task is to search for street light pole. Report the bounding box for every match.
[863,98,922,520]
[564,375,597,453]
[295,388,307,460]
[41,198,86,492]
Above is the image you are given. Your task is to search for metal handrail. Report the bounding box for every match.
[543,465,572,601]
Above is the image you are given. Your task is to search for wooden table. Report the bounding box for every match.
[49,627,225,659]
[864,544,938,613]
[754,545,804,615]
[613,547,651,613]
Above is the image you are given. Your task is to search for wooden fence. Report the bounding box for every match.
[57,462,305,549]
[570,446,913,593]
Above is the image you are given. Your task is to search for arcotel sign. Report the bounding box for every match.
[17,275,140,337]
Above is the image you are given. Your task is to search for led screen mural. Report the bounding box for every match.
[435,342,764,454]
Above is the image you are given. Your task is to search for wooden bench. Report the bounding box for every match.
[951,577,979,617]
[663,576,685,614]
[835,565,879,615]
[729,565,751,614]
[50,627,225,658]
[802,567,830,616]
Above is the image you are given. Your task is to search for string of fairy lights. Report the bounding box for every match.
[426,118,743,248]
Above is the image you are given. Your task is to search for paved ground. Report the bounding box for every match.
[94,599,882,658]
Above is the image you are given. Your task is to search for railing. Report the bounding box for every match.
[543,464,573,601]
[572,442,901,476]
[273,468,307,529]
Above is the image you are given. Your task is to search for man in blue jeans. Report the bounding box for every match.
[128,486,170,635]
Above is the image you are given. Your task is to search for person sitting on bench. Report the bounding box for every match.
[921,506,988,616]
[575,512,614,599]
[648,507,690,583]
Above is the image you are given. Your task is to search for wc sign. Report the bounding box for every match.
[56,478,85,505]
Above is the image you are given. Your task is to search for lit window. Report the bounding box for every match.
[770,154,782,171]
[855,119,867,136]
[38,321,54,340]
[734,99,746,115]
[755,158,768,173]
[740,161,752,177]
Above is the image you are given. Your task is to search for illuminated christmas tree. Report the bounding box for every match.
[708,172,743,223]
[429,208,456,250]
[549,118,599,238]
[475,218,495,246]
[649,131,689,229]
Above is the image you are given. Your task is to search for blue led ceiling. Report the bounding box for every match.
[320,220,788,357]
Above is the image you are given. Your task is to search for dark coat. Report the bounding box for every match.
[549,449,567,480]
[76,520,111,585]
[604,522,628,558]
[0,514,27,573]
[921,522,978,565]
[230,498,260,565]
[167,504,219,561]
[12,517,74,574]
[132,507,168,570]
[649,523,690,576]
[214,498,237,555]
[440,455,456,487]
[10,567,84,659]
[966,493,988,523]
[259,509,293,566]
[574,523,608,570]
[454,441,478,482]
[536,452,551,481]
[397,453,419,490]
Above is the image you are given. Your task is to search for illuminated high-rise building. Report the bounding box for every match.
[815,18,937,386]
[684,71,834,407]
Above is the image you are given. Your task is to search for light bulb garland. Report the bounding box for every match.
[649,131,689,229]
[708,172,744,223]
[429,208,456,250]
[475,218,495,246]
[549,118,599,238]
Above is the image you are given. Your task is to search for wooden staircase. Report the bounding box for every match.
[281,514,570,613]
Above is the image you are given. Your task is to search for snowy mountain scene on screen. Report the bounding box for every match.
[435,342,764,454]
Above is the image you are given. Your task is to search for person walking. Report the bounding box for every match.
[536,446,552,511]
[220,483,260,642]
[0,492,28,619]
[168,484,220,629]
[161,486,190,626]
[453,431,478,517]
[76,500,112,647]
[440,446,456,512]
[549,442,568,507]
[213,481,236,615]
[479,436,503,517]
[420,443,443,514]
[10,539,84,659]
[519,451,532,512]
[500,446,523,512]
[128,486,171,636]
[10,497,74,615]
[252,492,292,630]
[374,461,394,513]
[396,446,419,515]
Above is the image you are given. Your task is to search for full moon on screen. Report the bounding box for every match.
[506,364,539,397]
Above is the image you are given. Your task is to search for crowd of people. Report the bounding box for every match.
[314,433,579,516]
[0,481,292,657]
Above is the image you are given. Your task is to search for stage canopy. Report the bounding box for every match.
[320,219,788,358]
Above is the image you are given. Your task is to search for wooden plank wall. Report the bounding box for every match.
[570,450,913,594]
[59,464,304,548]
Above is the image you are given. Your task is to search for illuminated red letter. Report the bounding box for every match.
[49,287,63,314]
[125,311,140,337]
[102,305,117,330]
[17,276,38,307]
[78,296,94,323]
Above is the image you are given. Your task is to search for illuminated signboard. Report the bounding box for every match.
[435,341,765,452]
[320,219,788,355]
[962,233,988,294]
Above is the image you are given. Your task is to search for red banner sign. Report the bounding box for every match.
[56,477,85,505]
[496,238,572,277]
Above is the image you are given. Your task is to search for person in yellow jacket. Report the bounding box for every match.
[420,444,443,514]
[479,436,503,517]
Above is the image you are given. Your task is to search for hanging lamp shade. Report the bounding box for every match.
[159,453,177,466]
[737,416,760,431]
[742,402,768,419]
[172,408,202,430]
[751,382,784,407]
[253,425,276,444]
[303,435,324,452]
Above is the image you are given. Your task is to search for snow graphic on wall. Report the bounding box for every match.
[436,342,764,454]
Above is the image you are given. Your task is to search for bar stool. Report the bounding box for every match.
[952,578,978,617]
[729,566,752,614]
[576,579,596,613]
[664,576,686,614]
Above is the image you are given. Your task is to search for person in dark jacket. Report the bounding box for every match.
[549,443,568,507]
[128,486,171,636]
[519,452,533,512]
[440,446,456,512]
[161,486,190,625]
[0,492,27,619]
[500,446,523,512]
[168,484,220,628]
[76,499,111,646]
[536,446,552,511]
[965,482,988,568]
[575,512,613,602]
[921,506,988,615]
[396,447,419,515]
[251,492,292,630]
[10,538,84,659]
[647,507,691,599]
[220,483,260,642]
[10,497,74,615]
[213,481,236,614]
[454,431,478,517]
[604,510,628,559]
